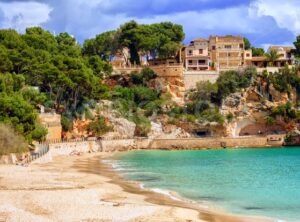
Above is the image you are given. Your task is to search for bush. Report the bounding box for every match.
[265,116,275,125]
[131,114,151,137]
[284,133,293,143]
[0,124,28,155]
[87,116,113,137]
[61,115,73,132]
[131,67,157,86]
[226,113,234,123]
[31,124,48,142]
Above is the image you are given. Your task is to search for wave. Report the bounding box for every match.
[150,188,182,201]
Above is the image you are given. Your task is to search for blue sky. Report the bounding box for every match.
[0,0,299,48]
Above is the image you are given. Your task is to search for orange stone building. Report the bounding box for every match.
[183,35,253,72]
[251,46,293,68]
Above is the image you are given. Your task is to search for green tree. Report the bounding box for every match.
[252,47,265,56]
[265,50,280,66]
[292,35,300,58]
[83,30,118,60]
[243,37,251,50]
[56,32,81,57]
[189,81,218,102]
[0,93,37,141]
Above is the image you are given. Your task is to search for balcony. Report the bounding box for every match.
[218,57,242,60]
[217,48,243,51]
[188,64,209,67]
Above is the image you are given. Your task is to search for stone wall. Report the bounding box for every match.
[39,113,62,141]
[0,154,18,164]
[32,140,101,164]
[49,141,100,156]
[184,71,219,90]
[101,139,136,152]
[27,136,284,164]
[147,136,283,150]
[149,64,183,77]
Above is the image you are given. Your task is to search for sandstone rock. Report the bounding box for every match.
[97,100,136,139]
[224,93,241,108]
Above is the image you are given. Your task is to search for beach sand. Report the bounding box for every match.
[0,153,274,222]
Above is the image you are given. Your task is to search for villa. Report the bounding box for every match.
[182,36,253,72]
[110,35,296,92]
[251,46,294,68]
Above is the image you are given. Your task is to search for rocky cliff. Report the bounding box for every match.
[221,85,296,137]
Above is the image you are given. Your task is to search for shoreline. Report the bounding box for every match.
[0,152,277,222]
[97,152,276,222]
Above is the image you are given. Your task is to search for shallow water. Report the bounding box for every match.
[113,148,300,221]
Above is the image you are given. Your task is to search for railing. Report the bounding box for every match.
[39,137,98,145]
[41,137,144,145]
[217,48,243,51]
[24,144,50,164]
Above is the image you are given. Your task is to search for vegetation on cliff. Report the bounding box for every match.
[0,21,185,144]
[0,124,28,155]
[1,21,300,150]
[83,20,185,64]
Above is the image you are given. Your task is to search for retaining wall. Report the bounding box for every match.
[184,71,219,90]
[26,136,284,164]
[147,136,282,150]
[48,141,100,156]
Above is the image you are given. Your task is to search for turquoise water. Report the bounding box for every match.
[112,148,300,221]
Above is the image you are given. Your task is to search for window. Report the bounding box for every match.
[246,53,250,57]
[240,44,244,49]
[188,60,193,64]
[188,50,193,55]
[199,49,203,54]
[198,60,206,64]
[225,45,232,49]
[212,45,216,50]
[228,53,231,57]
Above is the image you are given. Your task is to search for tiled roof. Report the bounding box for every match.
[269,46,294,52]
[191,38,208,42]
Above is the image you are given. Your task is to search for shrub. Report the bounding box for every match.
[131,67,157,86]
[0,124,28,155]
[87,116,113,137]
[61,115,73,132]
[265,116,275,125]
[132,114,151,137]
[31,124,48,142]
[226,113,234,123]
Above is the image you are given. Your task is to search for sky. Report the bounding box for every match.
[0,0,299,48]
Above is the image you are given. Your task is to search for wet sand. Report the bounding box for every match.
[0,153,274,222]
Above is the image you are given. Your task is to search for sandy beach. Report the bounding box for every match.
[0,153,274,222]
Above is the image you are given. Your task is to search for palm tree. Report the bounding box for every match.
[265,50,280,67]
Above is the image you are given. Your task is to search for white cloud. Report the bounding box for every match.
[0,0,297,47]
[251,0,300,36]
[134,6,289,46]
[0,1,52,31]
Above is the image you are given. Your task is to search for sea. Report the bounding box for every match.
[107,148,300,222]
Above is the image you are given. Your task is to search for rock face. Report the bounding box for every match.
[223,93,241,108]
[222,87,290,137]
[149,62,185,105]
[96,100,136,139]
[148,121,191,139]
[285,130,300,146]
[151,77,185,105]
